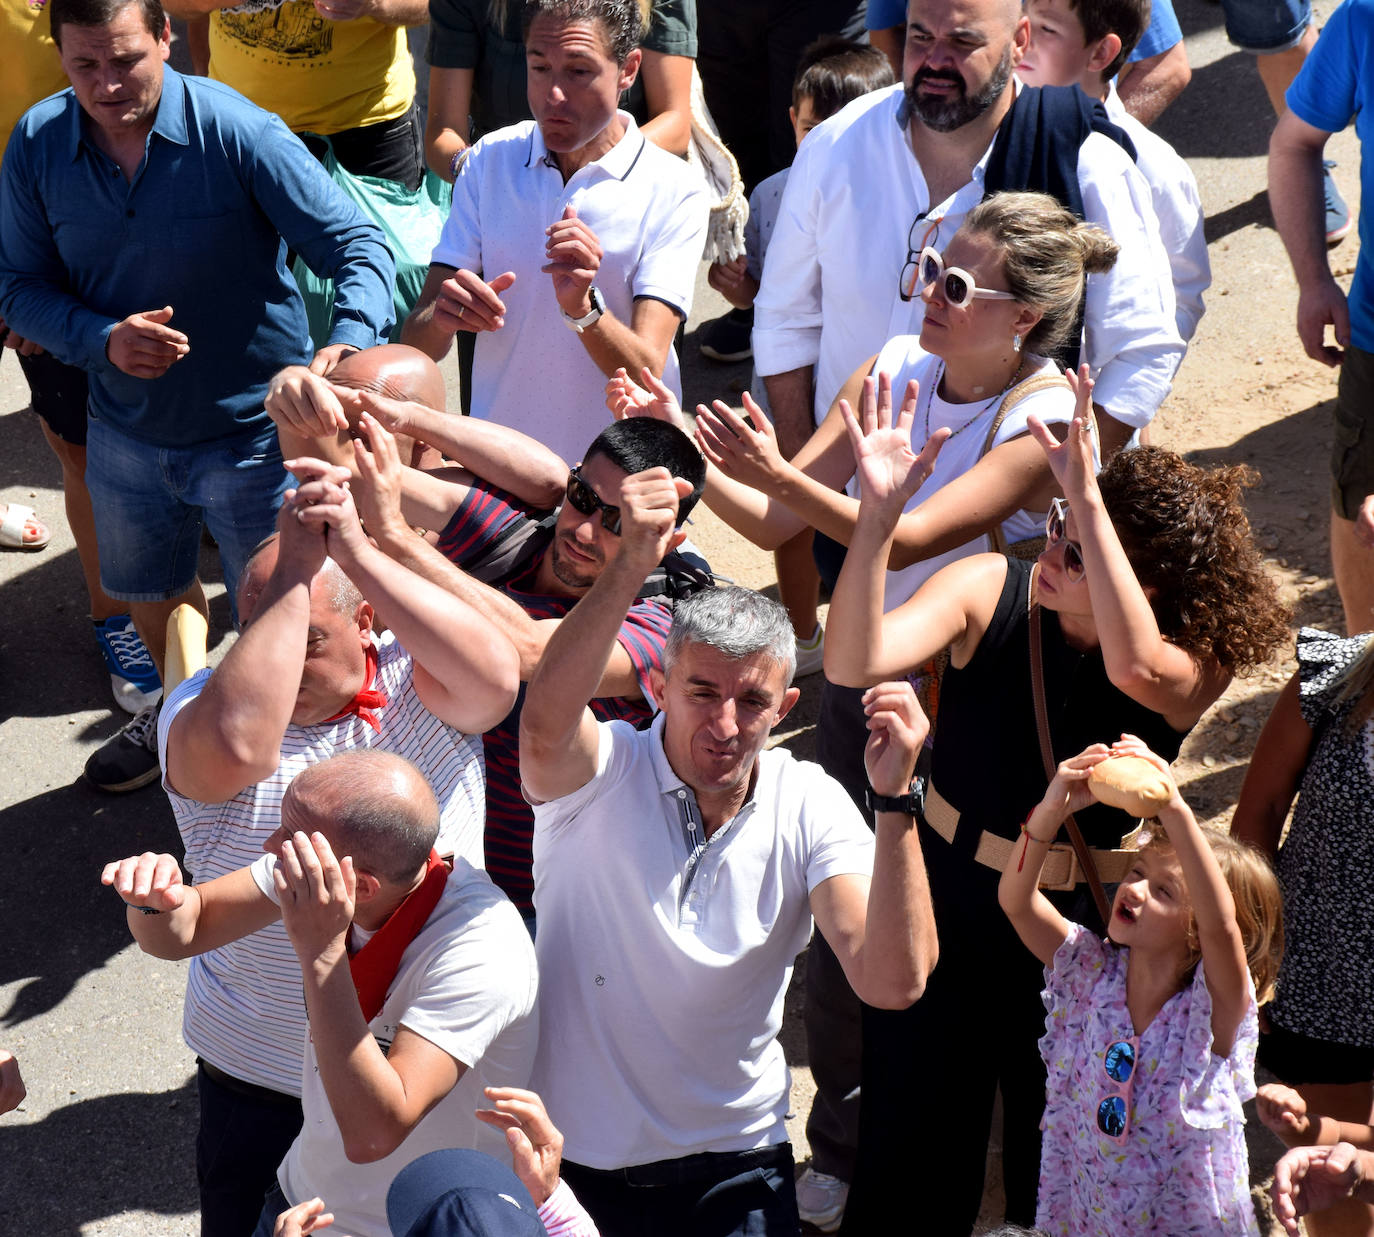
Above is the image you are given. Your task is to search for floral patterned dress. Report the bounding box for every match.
[1036,923,1260,1235]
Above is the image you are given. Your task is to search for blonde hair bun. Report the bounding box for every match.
[1088,756,1172,817]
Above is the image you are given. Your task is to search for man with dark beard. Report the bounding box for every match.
[749,2,1183,1233]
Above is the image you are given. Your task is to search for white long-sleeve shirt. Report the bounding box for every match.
[753,83,1184,430]
[1104,83,1209,343]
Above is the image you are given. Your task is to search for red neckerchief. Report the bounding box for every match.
[320,643,388,732]
[350,849,447,1024]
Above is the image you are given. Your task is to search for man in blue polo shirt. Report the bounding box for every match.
[1269,0,1374,636]
[0,0,395,792]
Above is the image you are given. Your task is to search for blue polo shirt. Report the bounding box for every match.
[1286,0,1374,350]
[0,66,395,446]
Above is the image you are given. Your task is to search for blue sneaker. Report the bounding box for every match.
[93,615,162,715]
[1324,160,1353,246]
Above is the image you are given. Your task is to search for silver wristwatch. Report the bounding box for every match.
[562,286,606,333]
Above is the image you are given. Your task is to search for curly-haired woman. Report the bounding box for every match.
[825,370,1290,1236]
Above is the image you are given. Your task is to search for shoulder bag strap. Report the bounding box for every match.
[979,373,1072,556]
[1029,603,1112,924]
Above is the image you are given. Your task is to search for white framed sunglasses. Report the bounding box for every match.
[914,246,1018,309]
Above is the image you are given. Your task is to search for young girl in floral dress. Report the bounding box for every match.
[999,737,1284,1235]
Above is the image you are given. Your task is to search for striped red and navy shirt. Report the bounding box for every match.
[437,483,670,912]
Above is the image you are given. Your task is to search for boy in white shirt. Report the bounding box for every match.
[1016,0,1210,341]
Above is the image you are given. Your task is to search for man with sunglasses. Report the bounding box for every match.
[266,378,713,928]
[754,0,1182,466]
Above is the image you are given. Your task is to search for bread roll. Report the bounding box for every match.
[1087,756,1172,817]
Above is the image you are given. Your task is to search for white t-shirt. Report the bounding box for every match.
[867,340,1082,611]
[254,855,539,1237]
[157,632,487,1095]
[753,83,1182,430]
[1103,83,1209,343]
[529,713,876,1170]
[431,113,709,464]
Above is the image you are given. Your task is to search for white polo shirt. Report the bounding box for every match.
[253,856,539,1237]
[753,83,1183,430]
[1103,83,1209,344]
[528,713,875,1170]
[431,113,708,464]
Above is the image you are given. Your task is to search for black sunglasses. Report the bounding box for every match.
[565,467,621,535]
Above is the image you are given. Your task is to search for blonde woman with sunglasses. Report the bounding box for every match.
[822,369,1288,1234]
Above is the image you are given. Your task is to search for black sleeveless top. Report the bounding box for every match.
[931,557,1187,852]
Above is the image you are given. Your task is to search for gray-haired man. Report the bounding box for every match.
[517,468,939,1237]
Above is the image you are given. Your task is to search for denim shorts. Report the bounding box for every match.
[84,417,287,614]
[1219,0,1311,53]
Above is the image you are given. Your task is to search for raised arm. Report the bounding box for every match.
[272,831,464,1164]
[293,449,520,735]
[1028,369,1227,730]
[1116,736,1253,1055]
[997,747,1112,964]
[520,469,690,803]
[810,681,938,1008]
[101,851,278,960]
[1230,671,1311,857]
[162,474,337,803]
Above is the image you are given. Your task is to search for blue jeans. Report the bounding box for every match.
[1219,0,1310,52]
[85,418,287,624]
[196,1061,302,1237]
[250,1181,290,1237]
[560,1145,800,1237]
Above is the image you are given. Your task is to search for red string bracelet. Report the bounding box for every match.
[1017,809,1050,872]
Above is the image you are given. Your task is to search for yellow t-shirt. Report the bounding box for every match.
[209,0,414,134]
[1,0,69,165]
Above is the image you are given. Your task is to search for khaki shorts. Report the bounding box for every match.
[1331,343,1374,520]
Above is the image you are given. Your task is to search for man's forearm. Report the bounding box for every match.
[573,308,671,382]
[125,886,206,960]
[1270,139,1333,289]
[858,812,937,1007]
[333,536,518,730]
[367,0,429,25]
[400,299,457,362]
[402,408,566,506]
[762,367,817,459]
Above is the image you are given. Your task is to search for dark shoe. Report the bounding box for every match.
[698,306,754,363]
[1325,160,1353,246]
[85,702,162,793]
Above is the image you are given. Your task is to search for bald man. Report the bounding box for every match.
[104,749,538,1237]
[144,455,519,1237]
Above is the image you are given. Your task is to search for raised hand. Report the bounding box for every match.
[862,680,930,799]
[273,831,355,966]
[475,1086,566,1206]
[605,366,690,432]
[1027,363,1097,500]
[1033,745,1114,833]
[694,392,786,491]
[272,1197,335,1236]
[840,372,948,517]
[285,457,369,562]
[616,467,692,572]
[101,852,189,913]
[266,365,349,440]
[543,206,603,318]
[349,412,409,543]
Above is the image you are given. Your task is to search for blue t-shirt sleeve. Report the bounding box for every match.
[1285,0,1361,134]
[1127,0,1182,62]
[865,0,907,29]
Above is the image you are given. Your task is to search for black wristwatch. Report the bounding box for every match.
[865,776,925,817]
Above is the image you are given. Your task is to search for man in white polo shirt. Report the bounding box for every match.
[401,0,706,464]
[517,465,938,1237]
[155,456,520,1237]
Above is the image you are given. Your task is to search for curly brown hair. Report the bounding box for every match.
[1097,446,1290,674]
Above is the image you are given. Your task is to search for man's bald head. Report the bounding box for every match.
[330,344,446,410]
[284,751,440,885]
[236,534,363,624]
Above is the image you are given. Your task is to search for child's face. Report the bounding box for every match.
[789,96,822,150]
[1108,844,1193,959]
[1016,0,1095,89]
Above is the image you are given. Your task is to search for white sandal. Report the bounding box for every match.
[0,503,51,551]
